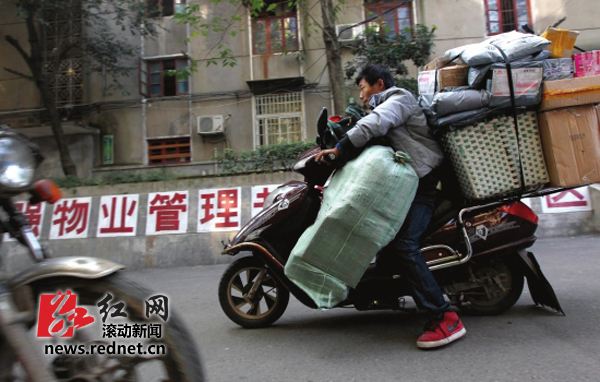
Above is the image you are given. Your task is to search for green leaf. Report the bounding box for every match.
[266,3,277,11]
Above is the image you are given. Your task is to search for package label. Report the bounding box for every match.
[492,68,543,97]
[418,71,436,95]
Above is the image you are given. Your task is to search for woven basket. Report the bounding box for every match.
[441,111,549,200]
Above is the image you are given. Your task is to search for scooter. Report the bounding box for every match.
[218,108,562,329]
[0,124,204,381]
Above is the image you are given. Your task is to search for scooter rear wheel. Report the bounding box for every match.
[218,256,290,328]
[457,257,524,316]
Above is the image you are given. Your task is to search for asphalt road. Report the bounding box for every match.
[126,235,600,382]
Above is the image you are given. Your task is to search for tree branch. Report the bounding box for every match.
[3,67,34,81]
[4,35,31,62]
[297,1,330,38]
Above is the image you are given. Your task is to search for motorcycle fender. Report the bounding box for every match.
[515,250,564,315]
[8,256,124,289]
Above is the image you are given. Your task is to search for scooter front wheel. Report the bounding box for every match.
[218,256,289,328]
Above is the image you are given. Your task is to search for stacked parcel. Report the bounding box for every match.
[419,30,600,200]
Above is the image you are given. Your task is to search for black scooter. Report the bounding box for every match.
[218,108,562,328]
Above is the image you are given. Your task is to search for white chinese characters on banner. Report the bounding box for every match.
[97,195,139,237]
[198,188,242,232]
[5,201,45,241]
[50,197,92,240]
[146,191,189,235]
[541,186,592,214]
[251,185,279,217]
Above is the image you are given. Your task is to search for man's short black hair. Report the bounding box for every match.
[355,63,395,89]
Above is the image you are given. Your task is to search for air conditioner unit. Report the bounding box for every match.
[336,24,365,43]
[197,115,224,135]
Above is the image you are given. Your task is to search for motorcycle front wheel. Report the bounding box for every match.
[3,273,204,381]
[218,256,289,329]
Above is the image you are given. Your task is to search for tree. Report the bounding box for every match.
[176,0,434,114]
[2,0,157,176]
[345,24,436,96]
[316,0,346,114]
[175,0,350,113]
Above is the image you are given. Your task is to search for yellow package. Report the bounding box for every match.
[542,27,579,58]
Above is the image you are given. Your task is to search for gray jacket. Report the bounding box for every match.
[346,87,444,178]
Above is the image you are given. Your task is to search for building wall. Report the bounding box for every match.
[530,0,599,49]
[0,3,40,112]
[1,174,595,272]
[1,0,598,175]
[33,133,98,178]
[422,0,600,59]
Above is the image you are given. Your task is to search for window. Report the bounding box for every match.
[252,2,298,54]
[485,0,531,35]
[255,93,304,146]
[148,137,191,165]
[43,0,83,106]
[365,0,412,38]
[141,59,189,97]
[147,0,186,17]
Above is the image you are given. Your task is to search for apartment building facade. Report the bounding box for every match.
[0,0,598,178]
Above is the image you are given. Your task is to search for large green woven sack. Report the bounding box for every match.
[284,145,418,309]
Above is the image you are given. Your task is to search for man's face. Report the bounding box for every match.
[358,78,385,109]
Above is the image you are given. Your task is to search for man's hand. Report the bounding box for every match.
[314,147,340,165]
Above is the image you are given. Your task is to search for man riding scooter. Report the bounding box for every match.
[314,63,466,349]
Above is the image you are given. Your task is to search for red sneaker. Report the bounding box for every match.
[416,312,466,349]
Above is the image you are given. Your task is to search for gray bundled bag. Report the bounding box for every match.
[468,50,551,88]
[445,31,550,67]
[543,58,574,81]
[430,89,491,118]
[488,61,543,108]
[431,107,497,130]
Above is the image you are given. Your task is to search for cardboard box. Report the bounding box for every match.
[423,56,465,71]
[540,75,600,111]
[541,27,579,58]
[418,65,469,94]
[537,105,600,187]
[573,51,600,77]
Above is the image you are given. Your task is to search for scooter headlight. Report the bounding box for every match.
[0,137,37,189]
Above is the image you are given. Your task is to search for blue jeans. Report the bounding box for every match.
[380,194,451,319]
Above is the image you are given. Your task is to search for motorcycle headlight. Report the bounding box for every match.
[0,137,37,189]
